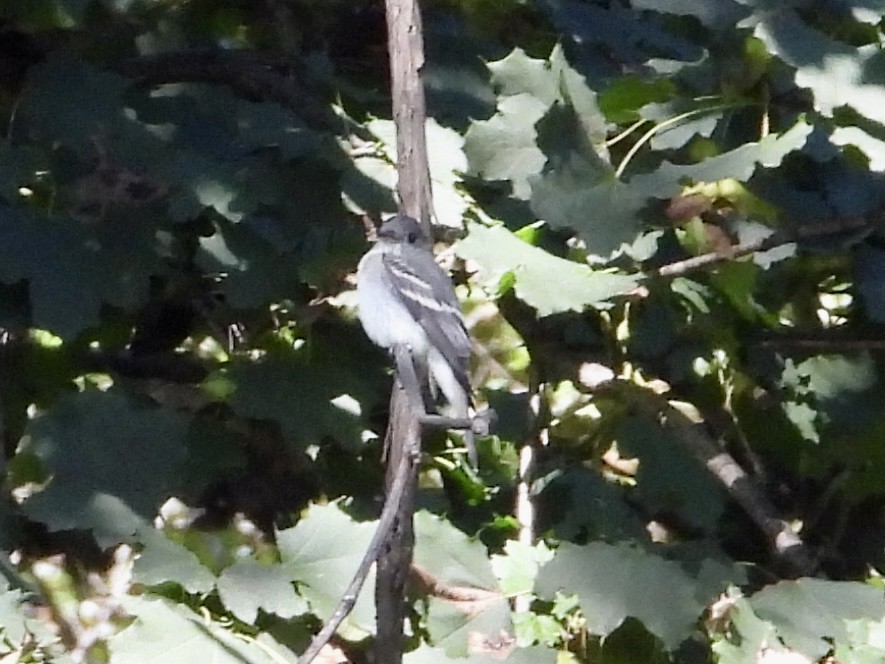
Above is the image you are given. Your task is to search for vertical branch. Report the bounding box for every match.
[385,0,434,229]
[376,1,434,663]
[374,377,420,664]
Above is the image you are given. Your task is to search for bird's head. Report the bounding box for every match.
[377,215,430,248]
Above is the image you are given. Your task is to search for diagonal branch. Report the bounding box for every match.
[595,380,816,575]
[653,215,875,278]
[295,439,415,664]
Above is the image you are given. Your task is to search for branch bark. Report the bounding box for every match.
[596,380,816,576]
[374,1,434,662]
[385,0,434,229]
[653,215,874,278]
[295,439,414,664]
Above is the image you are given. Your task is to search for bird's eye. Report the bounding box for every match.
[407,232,417,244]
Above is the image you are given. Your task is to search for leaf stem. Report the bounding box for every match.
[605,119,647,148]
[614,104,733,179]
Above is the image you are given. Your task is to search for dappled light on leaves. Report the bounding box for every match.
[0,0,884,662]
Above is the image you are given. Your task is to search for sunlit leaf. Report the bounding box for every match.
[110,595,296,664]
[277,503,376,635]
[218,559,306,623]
[456,224,639,316]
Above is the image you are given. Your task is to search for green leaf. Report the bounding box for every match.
[630,121,813,200]
[19,390,189,544]
[218,559,306,624]
[487,48,560,104]
[414,512,511,657]
[598,77,674,124]
[836,616,885,664]
[456,224,639,316]
[0,584,30,644]
[20,56,130,153]
[529,154,644,257]
[632,0,749,31]
[490,540,553,597]
[712,598,779,664]
[277,503,376,635]
[755,11,885,123]
[414,511,499,590]
[536,542,704,649]
[109,595,296,664]
[0,205,163,338]
[0,579,58,654]
[466,45,609,202]
[465,93,548,199]
[749,578,885,659]
[362,119,468,228]
[832,126,885,171]
[206,351,374,451]
[133,530,216,595]
[403,642,556,663]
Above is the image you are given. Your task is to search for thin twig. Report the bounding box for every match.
[295,443,415,664]
[653,215,874,279]
[757,338,885,351]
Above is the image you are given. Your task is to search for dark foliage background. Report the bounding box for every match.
[0,0,884,662]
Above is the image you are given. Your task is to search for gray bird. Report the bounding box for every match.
[356,215,476,465]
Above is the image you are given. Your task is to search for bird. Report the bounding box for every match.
[356,214,476,465]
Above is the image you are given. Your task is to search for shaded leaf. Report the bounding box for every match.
[204,341,381,451]
[196,217,303,309]
[749,578,885,659]
[19,391,189,544]
[755,11,885,124]
[539,466,649,542]
[542,0,704,65]
[856,245,885,323]
[529,154,644,257]
[0,205,163,338]
[632,0,749,31]
[536,542,704,649]
[20,57,131,154]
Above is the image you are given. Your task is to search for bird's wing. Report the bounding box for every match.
[381,250,471,393]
